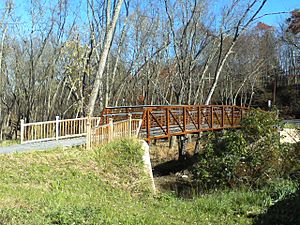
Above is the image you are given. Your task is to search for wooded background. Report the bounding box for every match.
[0,0,299,140]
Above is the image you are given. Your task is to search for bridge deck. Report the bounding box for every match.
[102,105,248,143]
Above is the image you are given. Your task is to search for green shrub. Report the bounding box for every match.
[192,109,298,189]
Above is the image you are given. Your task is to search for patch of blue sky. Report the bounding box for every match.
[1,0,298,29]
[258,0,299,26]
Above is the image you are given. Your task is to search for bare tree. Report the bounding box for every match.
[204,0,268,105]
[288,9,300,35]
[87,0,124,116]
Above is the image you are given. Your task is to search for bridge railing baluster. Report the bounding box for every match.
[210,106,213,129]
[97,105,247,143]
[166,108,170,138]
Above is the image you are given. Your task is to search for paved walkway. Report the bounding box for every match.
[280,128,300,144]
[0,137,86,154]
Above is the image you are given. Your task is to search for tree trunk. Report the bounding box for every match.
[205,41,236,105]
[87,0,124,116]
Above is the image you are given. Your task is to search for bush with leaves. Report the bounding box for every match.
[192,109,298,189]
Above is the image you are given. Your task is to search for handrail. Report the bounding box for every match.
[20,116,100,144]
[102,105,249,144]
[20,105,248,146]
[86,118,143,149]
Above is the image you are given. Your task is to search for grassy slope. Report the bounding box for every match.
[0,139,298,225]
[0,140,19,147]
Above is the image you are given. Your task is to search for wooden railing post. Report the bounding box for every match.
[20,119,24,144]
[210,106,213,128]
[231,106,234,126]
[128,113,132,138]
[231,105,234,127]
[146,109,151,144]
[56,116,60,141]
[108,118,113,142]
[240,107,243,122]
[137,119,143,137]
[183,107,187,132]
[197,106,201,131]
[86,117,91,150]
[166,108,170,138]
[222,105,225,128]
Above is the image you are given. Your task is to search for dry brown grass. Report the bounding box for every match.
[149,139,197,165]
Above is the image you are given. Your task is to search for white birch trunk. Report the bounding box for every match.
[87,0,124,116]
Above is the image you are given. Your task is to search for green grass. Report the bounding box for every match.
[284,123,300,129]
[0,139,20,147]
[0,138,298,224]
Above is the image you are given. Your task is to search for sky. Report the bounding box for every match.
[258,0,299,26]
[0,0,299,29]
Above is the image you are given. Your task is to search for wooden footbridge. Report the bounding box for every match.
[101,105,248,144]
[19,105,248,151]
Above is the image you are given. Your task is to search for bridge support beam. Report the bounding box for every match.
[177,135,188,160]
[194,133,202,154]
[169,136,176,149]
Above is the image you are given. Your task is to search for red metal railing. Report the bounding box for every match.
[101,105,248,143]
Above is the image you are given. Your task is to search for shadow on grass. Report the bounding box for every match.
[254,188,300,225]
[153,154,203,198]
